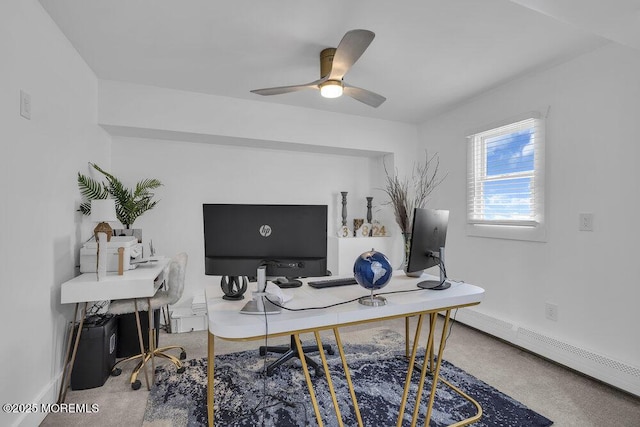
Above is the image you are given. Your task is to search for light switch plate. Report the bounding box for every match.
[579,213,594,231]
[20,90,31,120]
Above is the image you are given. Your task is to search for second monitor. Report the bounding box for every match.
[406,208,450,290]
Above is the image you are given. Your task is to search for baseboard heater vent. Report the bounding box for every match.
[518,328,640,380]
[457,308,640,396]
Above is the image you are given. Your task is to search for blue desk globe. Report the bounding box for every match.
[353,250,392,306]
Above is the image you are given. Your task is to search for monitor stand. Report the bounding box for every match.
[417,247,450,290]
[240,266,281,314]
[239,294,281,315]
[417,279,450,290]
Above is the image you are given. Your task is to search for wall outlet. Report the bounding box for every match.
[20,90,31,120]
[545,302,558,321]
[579,213,594,231]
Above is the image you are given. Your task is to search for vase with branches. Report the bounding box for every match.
[382,151,445,273]
[77,163,162,229]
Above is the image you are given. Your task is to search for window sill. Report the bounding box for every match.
[466,223,546,242]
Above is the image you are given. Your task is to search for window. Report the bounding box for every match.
[467,113,545,241]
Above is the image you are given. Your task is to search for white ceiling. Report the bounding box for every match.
[39,0,640,124]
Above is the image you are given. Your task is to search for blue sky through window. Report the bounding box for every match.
[486,130,533,176]
[483,129,534,219]
[483,178,532,219]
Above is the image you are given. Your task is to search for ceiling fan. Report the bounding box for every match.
[250,29,386,108]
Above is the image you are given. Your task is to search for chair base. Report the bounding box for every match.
[111,345,187,389]
[259,335,334,377]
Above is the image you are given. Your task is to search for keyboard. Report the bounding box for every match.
[308,277,359,289]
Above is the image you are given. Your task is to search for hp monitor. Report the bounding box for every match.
[203,204,328,282]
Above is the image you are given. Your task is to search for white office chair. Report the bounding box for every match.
[107,252,188,389]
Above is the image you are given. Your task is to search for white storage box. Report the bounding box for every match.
[80,236,139,273]
[170,308,207,333]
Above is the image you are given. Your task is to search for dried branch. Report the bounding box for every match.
[381,151,446,234]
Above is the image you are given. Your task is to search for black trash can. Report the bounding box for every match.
[116,309,160,358]
[70,314,118,390]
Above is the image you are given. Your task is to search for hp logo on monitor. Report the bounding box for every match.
[259,225,272,237]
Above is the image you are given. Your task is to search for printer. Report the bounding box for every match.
[80,236,143,273]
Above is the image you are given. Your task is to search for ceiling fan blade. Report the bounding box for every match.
[343,84,386,108]
[328,29,375,80]
[250,79,324,96]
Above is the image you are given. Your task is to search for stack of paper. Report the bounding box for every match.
[192,292,207,316]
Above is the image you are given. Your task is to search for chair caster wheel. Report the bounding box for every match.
[180,351,187,360]
[327,348,335,355]
[111,368,122,376]
[177,366,186,374]
[259,348,266,356]
[131,380,141,390]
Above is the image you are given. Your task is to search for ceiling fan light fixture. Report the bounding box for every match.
[319,80,343,98]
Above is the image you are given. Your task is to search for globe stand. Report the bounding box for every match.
[358,289,387,307]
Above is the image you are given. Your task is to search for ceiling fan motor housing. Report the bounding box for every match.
[320,48,337,79]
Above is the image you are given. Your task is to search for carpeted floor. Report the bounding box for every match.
[143,329,552,427]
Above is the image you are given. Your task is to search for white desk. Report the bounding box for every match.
[61,260,168,303]
[58,258,169,402]
[206,271,485,427]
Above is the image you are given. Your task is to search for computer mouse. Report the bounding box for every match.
[273,278,302,288]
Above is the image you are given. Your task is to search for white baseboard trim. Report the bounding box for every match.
[455,308,640,397]
[13,374,59,427]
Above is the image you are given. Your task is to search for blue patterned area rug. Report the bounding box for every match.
[143,331,553,427]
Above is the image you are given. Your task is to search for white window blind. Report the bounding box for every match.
[467,114,545,231]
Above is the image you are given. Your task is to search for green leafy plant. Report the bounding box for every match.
[78,163,162,229]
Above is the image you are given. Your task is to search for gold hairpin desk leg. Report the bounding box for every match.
[422,310,451,425]
[294,333,324,427]
[133,299,151,390]
[410,313,438,426]
[57,302,87,403]
[396,313,425,426]
[314,331,345,427]
[207,332,215,427]
[148,299,155,378]
[333,327,363,427]
[409,310,481,427]
[405,316,411,358]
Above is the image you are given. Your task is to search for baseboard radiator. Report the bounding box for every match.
[455,308,640,397]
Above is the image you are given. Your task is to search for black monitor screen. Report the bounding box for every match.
[407,208,449,289]
[203,204,328,278]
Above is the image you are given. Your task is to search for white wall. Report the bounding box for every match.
[419,43,640,384]
[109,136,403,305]
[96,80,420,306]
[0,1,110,426]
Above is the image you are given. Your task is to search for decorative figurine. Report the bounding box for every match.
[341,192,348,226]
[366,196,373,236]
[221,276,248,300]
[353,218,364,236]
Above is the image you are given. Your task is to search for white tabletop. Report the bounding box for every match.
[61,258,170,304]
[206,271,484,340]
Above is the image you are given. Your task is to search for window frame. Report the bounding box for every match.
[466,112,546,242]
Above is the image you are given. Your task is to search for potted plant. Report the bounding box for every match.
[78,163,162,239]
[382,151,445,274]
